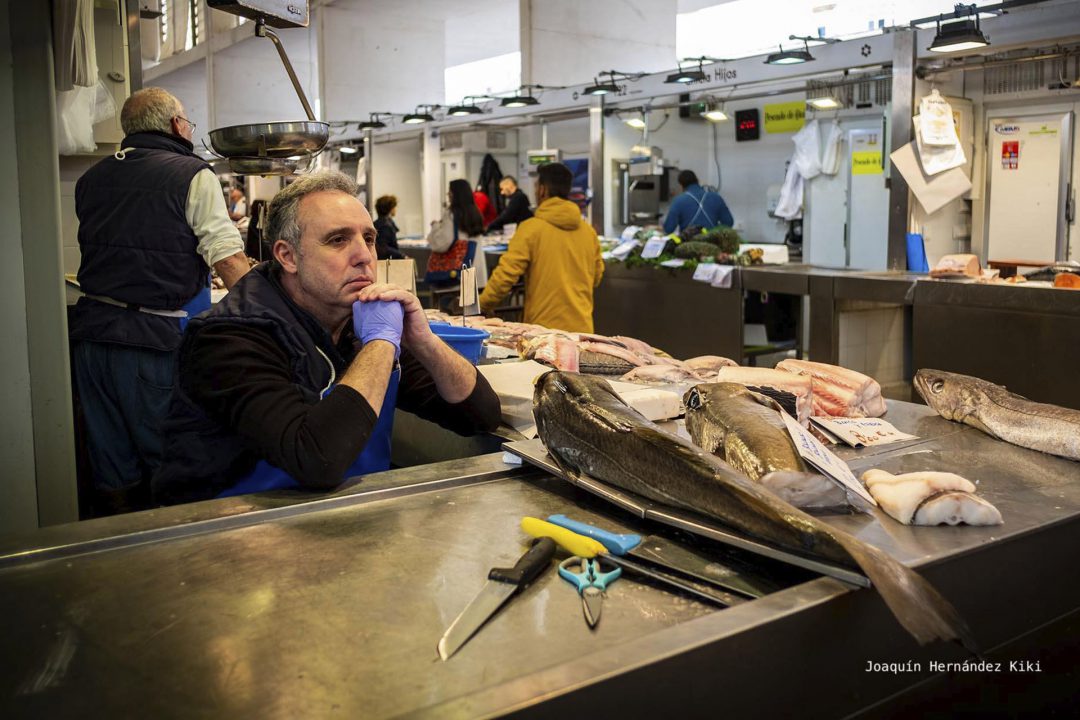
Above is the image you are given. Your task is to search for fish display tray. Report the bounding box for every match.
[503,439,869,587]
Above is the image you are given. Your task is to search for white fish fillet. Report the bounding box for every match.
[684,355,739,373]
[578,341,648,367]
[861,469,1002,526]
[912,493,1003,526]
[714,367,813,425]
[776,359,887,418]
[612,335,656,356]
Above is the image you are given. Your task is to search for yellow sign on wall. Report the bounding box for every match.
[763,102,806,133]
[851,151,883,175]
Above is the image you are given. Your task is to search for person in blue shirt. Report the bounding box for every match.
[662,169,734,235]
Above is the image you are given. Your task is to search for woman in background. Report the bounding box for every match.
[425,178,487,289]
[373,194,405,260]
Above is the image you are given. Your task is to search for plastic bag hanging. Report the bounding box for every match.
[820,121,844,176]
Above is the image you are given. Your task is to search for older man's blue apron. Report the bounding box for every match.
[217,367,400,497]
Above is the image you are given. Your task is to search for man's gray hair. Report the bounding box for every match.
[266,172,361,252]
[120,87,183,135]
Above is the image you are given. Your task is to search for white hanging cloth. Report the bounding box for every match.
[774,160,804,220]
[820,120,844,176]
[791,120,822,180]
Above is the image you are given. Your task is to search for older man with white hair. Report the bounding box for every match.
[70,86,251,514]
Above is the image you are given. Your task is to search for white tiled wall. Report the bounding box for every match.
[837,303,906,394]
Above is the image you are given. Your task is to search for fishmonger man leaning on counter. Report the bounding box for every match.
[152,172,500,505]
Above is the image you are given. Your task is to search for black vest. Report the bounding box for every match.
[152,263,343,505]
[70,131,211,351]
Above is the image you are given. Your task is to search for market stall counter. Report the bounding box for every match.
[2,401,1078,718]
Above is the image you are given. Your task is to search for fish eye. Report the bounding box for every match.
[686,389,701,409]
[931,380,944,394]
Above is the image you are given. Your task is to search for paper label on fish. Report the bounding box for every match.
[641,237,668,259]
[810,417,919,448]
[782,413,877,505]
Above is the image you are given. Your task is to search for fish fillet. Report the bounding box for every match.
[776,359,887,418]
[620,365,701,384]
[685,355,739,373]
[519,334,579,372]
[578,341,647,367]
[861,469,1002,526]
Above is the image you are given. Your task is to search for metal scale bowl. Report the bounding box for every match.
[205,0,328,175]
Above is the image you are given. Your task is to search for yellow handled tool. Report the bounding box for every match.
[521,517,606,558]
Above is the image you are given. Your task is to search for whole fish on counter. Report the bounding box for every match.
[914,369,1080,462]
[861,469,1003,526]
[534,371,975,650]
[683,383,847,508]
[776,359,887,418]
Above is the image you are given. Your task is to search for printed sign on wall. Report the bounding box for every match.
[763,102,806,133]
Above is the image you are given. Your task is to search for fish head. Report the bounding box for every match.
[913,369,986,422]
[683,382,746,413]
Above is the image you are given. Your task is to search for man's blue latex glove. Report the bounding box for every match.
[352,300,404,359]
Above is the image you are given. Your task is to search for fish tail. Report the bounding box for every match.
[834,532,978,653]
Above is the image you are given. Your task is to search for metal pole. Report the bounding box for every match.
[588,97,605,235]
[364,128,374,206]
[256,19,317,122]
[887,29,916,271]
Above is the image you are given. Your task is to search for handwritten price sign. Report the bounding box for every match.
[782,413,877,506]
[810,417,918,449]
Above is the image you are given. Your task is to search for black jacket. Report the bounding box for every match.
[487,188,533,232]
[152,262,500,505]
[374,216,404,259]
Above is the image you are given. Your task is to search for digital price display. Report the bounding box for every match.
[735,108,760,142]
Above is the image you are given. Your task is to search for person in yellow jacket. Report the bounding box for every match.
[479,163,604,333]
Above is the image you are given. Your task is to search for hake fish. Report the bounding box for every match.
[683,383,846,508]
[534,371,975,650]
[914,369,1080,462]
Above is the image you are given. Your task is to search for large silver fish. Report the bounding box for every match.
[914,369,1080,462]
[534,371,974,649]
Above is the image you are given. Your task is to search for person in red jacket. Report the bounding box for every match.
[473,186,496,227]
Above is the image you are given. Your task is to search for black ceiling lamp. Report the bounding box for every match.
[583,71,624,96]
[357,112,390,130]
[403,104,438,124]
[665,57,708,84]
[448,96,491,116]
[500,85,542,107]
[929,7,990,52]
[765,40,815,65]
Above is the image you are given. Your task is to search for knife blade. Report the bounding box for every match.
[521,517,740,607]
[437,537,556,661]
[546,514,776,599]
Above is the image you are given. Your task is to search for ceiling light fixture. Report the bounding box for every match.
[402,104,438,124]
[358,112,390,130]
[624,116,647,130]
[700,100,729,122]
[807,96,841,109]
[338,146,359,155]
[929,16,989,52]
[500,93,540,108]
[765,41,815,65]
[447,96,490,116]
[665,56,709,84]
[583,70,639,96]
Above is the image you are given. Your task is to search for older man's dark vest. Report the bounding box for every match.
[71,131,211,351]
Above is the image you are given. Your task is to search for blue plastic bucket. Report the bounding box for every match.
[430,324,489,365]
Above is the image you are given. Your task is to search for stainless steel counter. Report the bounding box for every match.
[2,401,1079,718]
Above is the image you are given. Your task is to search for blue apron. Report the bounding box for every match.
[217,366,400,497]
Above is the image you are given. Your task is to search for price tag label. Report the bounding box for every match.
[810,417,918,448]
[640,236,667,259]
[782,413,876,505]
[609,239,640,260]
[711,265,735,288]
[692,262,718,283]
[459,266,480,316]
[659,258,686,268]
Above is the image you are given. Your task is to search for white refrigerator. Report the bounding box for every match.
[985,112,1074,262]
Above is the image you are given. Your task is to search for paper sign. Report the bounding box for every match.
[459,266,480,316]
[640,236,668,259]
[376,258,417,295]
[710,265,735,288]
[763,101,806,133]
[609,239,640,260]
[659,258,686,268]
[890,142,972,215]
[1001,140,1019,170]
[810,417,918,448]
[851,151,883,175]
[692,262,718,283]
[782,413,876,505]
